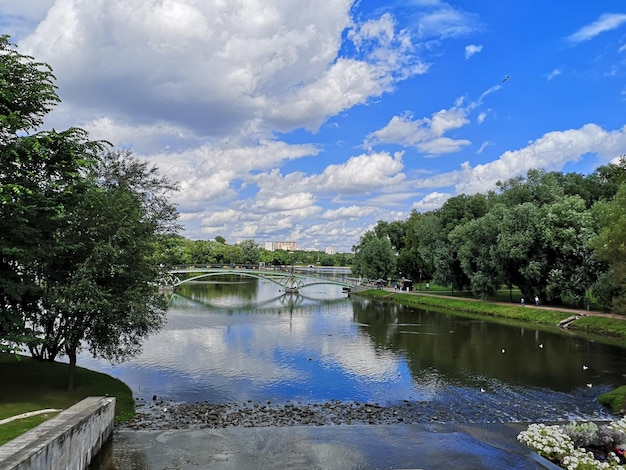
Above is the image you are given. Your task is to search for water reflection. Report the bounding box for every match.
[352,299,626,393]
[77,277,626,420]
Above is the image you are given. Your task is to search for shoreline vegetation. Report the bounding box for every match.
[355,288,626,340]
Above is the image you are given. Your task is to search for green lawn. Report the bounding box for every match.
[0,353,134,446]
[359,289,626,341]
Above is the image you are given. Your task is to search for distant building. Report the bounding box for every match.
[325,246,336,255]
[264,241,298,251]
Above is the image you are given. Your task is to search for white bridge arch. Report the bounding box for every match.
[157,266,357,293]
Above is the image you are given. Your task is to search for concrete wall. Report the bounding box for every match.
[0,396,116,470]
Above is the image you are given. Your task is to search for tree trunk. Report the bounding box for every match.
[67,348,77,391]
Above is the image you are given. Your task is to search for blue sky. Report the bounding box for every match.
[2,1,626,252]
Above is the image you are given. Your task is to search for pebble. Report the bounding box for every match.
[122,392,617,432]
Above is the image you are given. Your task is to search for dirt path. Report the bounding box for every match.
[0,408,61,426]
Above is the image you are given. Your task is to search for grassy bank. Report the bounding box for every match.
[356,289,626,339]
[0,353,134,446]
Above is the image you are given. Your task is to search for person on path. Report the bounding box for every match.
[521,298,525,306]
[535,296,539,306]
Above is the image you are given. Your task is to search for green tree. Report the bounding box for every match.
[539,195,599,306]
[0,36,105,353]
[0,35,59,138]
[421,194,489,292]
[25,150,179,389]
[592,184,626,314]
[0,36,179,387]
[353,232,396,280]
[238,239,260,265]
[449,209,504,299]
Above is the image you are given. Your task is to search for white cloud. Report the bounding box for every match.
[321,206,376,220]
[307,151,406,193]
[476,141,493,154]
[567,13,626,44]
[416,7,481,39]
[20,0,425,140]
[546,68,562,81]
[7,1,624,254]
[255,193,317,212]
[464,44,482,59]
[250,151,407,200]
[350,13,396,47]
[364,105,471,155]
[435,124,626,196]
[412,192,452,211]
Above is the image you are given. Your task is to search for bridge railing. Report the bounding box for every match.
[160,264,360,289]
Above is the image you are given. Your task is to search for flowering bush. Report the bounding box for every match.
[518,418,626,469]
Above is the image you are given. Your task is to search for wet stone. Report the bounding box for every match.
[123,393,617,431]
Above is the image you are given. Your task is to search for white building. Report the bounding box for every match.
[264,241,298,251]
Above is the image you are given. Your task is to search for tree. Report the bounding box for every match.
[0,36,179,388]
[373,220,407,252]
[238,240,260,265]
[352,232,396,280]
[592,184,626,314]
[25,150,179,389]
[539,195,599,306]
[0,36,105,353]
[0,35,59,139]
[418,194,489,292]
[449,210,504,299]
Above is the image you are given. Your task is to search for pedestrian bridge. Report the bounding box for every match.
[157,266,358,293]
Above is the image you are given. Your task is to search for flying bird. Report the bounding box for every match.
[502,74,510,82]
[539,344,544,348]
[583,365,589,370]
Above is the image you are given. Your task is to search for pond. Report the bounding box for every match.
[77,274,626,423]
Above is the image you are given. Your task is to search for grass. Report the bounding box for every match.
[359,289,626,341]
[599,385,626,413]
[566,315,626,337]
[0,414,59,446]
[0,353,134,446]
[363,289,571,324]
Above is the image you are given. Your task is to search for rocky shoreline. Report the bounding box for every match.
[124,398,425,430]
[121,393,615,430]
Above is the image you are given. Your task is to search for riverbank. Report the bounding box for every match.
[0,354,134,446]
[355,288,626,340]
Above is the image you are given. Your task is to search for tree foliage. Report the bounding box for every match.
[352,232,396,280]
[0,35,59,137]
[592,182,626,312]
[357,162,626,313]
[0,36,179,388]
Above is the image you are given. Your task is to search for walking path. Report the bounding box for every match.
[0,409,61,426]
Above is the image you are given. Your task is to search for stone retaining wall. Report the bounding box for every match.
[0,396,115,470]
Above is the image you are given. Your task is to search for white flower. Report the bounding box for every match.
[518,419,626,469]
